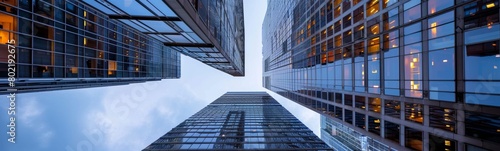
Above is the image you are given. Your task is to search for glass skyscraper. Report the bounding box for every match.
[143,92,332,150]
[263,0,500,150]
[0,0,244,93]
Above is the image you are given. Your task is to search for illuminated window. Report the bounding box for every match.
[405,103,423,123]
[368,116,380,135]
[366,0,380,17]
[428,0,453,14]
[368,37,380,54]
[429,106,456,132]
[383,31,399,49]
[383,0,398,8]
[429,134,456,151]
[367,18,380,36]
[368,97,381,113]
[335,35,342,47]
[354,24,365,40]
[383,8,399,30]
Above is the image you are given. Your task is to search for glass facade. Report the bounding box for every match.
[81,0,245,76]
[0,0,246,93]
[0,0,180,93]
[143,92,332,150]
[263,0,500,150]
[320,115,395,151]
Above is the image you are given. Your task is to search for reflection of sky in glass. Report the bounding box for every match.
[146,0,177,16]
[147,34,171,42]
[187,33,204,43]
[118,20,150,32]
[141,21,175,32]
[108,0,152,16]
[82,0,115,14]
[167,35,191,43]
[175,22,193,32]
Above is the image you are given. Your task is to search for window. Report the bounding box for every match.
[33,66,53,78]
[334,20,342,32]
[429,24,454,41]
[404,32,421,45]
[383,0,398,8]
[335,93,342,104]
[429,106,455,132]
[34,23,54,39]
[428,0,453,14]
[366,0,379,17]
[383,8,399,30]
[384,57,399,96]
[385,121,399,143]
[334,5,341,18]
[345,109,353,124]
[355,112,365,129]
[33,50,52,65]
[354,42,365,92]
[327,25,334,37]
[353,7,364,24]
[385,100,400,118]
[404,3,421,23]
[18,49,31,64]
[354,62,365,92]
[343,30,352,44]
[368,37,380,54]
[344,94,353,106]
[429,49,455,101]
[355,96,365,109]
[383,30,399,49]
[465,111,500,144]
[334,106,343,120]
[405,127,423,151]
[464,12,500,106]
[405,103,423,124]
[429,135,456,151]
[344,47,353,91]
[404,22,423,98]
[343,14,352,28]
[367,53,380,94]
[368,97,381,113]
[342,0,351,13]
[354,25,365,40]
[368,116,380,135]
[367,18,380,37]
[335,35,342,47]
[464,0,499,29]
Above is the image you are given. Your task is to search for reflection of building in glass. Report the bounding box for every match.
[263,0,500,150]
[0,0,245,93]
[143,92,332,150]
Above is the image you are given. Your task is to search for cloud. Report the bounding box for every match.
[82,79,208,151]
[18,97,54,148]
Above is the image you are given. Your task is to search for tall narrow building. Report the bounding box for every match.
[143,92,332,150]
[0,0,245,94]
[263,0,500,151]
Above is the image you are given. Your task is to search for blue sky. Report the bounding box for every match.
[0,1,321,151]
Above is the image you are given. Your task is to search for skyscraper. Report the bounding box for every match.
[0,0,244,94]
[263,0,500,150]
[143,92,332,150]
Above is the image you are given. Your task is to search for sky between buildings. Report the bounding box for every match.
[0,1,321,151]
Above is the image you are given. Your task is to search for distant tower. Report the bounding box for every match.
[143,92,332,150]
